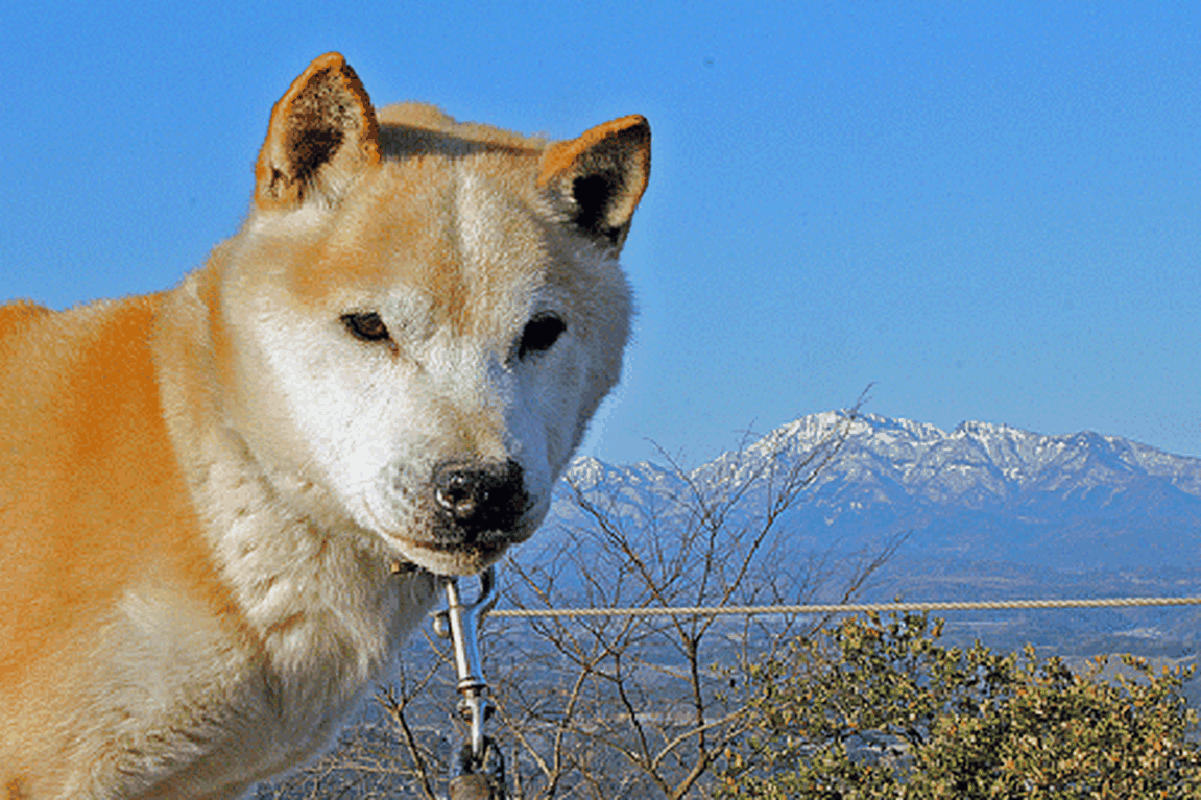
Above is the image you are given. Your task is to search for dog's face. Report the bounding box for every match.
[213,54,648,575]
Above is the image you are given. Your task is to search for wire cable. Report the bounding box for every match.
[488,595,1201,618]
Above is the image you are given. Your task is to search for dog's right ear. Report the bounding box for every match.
[254,53,380,211]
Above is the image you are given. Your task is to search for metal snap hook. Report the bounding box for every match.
[434,566,500,763]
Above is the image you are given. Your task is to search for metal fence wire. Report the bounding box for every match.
[487,595,1201,618]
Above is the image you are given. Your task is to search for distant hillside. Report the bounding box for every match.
[552,412,1201,572]
[525,412,1201,655]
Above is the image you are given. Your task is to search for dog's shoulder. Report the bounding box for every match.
[0,299,52,342]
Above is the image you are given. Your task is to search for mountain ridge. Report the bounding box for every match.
[553,412,1201,572]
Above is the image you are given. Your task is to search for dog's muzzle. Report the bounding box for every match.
[432,459,527,539]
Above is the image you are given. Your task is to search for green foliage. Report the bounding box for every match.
[717,612,1201,799]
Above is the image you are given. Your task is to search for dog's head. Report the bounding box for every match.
[211,54,648,575]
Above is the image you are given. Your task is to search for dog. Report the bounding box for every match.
[0,52,648,798]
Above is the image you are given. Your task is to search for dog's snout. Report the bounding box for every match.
[433,459,526,532]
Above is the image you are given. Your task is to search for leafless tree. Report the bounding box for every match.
[486,401,904,799]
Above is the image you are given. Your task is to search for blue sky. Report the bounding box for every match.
[4,3,1200,466]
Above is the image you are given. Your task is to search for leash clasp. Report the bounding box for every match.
[434,565,505,798]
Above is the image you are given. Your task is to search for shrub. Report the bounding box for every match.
[718,612,1201,799]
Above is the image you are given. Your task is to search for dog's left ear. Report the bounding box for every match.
[538,116,651,249]
[254,53,380,211]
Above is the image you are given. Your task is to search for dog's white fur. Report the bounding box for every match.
[0,53,649,798]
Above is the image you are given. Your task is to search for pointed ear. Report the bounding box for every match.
[254,53,380,211]
[538,115,650,248]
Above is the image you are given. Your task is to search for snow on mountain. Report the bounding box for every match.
[549,412,1201,572]
[768,412,1201,504]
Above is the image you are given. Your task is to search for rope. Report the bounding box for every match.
[488,596,1201,619]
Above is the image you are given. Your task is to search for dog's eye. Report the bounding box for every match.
[341,312,390,342]
[519,313,567,359]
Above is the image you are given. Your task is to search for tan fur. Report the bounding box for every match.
[0,53,648,798]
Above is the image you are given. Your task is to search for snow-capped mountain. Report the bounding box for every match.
[547,412,1201,573]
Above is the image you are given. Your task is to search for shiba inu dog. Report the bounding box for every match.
[0,53,649,798]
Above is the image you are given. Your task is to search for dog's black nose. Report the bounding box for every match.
[433,459,526,533]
